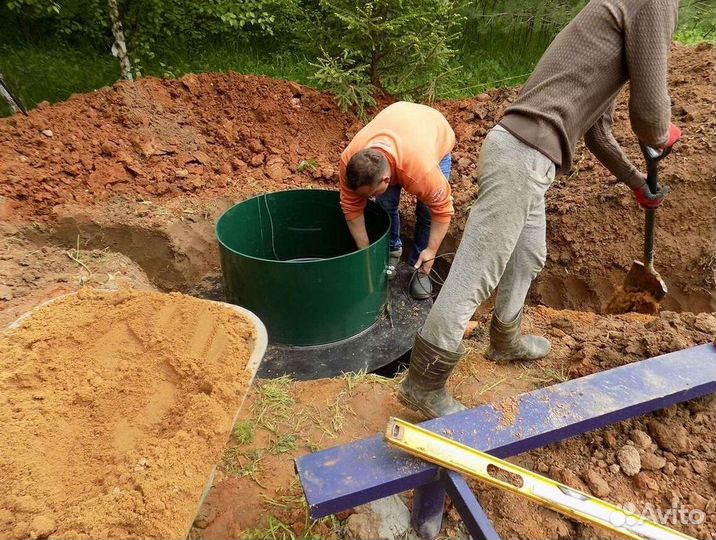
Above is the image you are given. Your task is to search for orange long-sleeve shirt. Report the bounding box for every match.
[339,102,456,223]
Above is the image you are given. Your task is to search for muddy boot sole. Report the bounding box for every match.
[397,387,466,420]
[486,336,551,364]
[398,388,438,419]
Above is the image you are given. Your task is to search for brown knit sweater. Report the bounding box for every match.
[500,0,678,188]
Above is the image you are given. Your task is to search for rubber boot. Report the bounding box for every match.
[486,309,551,363]
[387,248,402,280]
[410,272,433,300]
[398,333,467,419]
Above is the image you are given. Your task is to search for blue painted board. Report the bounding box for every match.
[297,344,716,518]
[443,471,501,540]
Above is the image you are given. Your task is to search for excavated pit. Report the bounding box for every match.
[1,44,714,320]
[11,217,713,318]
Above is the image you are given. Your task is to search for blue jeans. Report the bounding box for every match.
[377,154,452,266]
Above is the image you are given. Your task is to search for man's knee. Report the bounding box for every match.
[531,244,547,275]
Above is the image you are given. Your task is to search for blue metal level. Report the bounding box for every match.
[296,344,716,521]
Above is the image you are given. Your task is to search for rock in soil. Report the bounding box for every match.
[647,420,693,455]
[640,452,667,471]
[583,469,611,497]
[345,495,410,540]
[617,445,642,477]
[630,429,653,449]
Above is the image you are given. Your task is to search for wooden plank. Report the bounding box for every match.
[296,344,716,518]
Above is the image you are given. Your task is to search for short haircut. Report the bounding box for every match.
[346,149,388,191]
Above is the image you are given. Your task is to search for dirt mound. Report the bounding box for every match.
[0,44,713,314]
[193,306,714,540]
[0,73,349,215]
[0,289,256,539]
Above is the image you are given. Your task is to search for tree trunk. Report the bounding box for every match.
[370,49,383,92]
[107,0,133,81]
[0,72,25,115]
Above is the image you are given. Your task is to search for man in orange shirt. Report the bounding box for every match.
[339,101,456,299]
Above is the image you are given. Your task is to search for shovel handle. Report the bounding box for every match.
[640,143,671,192]
[638,144,671,268]
[644,208,656,268]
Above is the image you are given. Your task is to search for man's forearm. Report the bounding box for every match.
[584,101,642,188]
[346,215,370,249]
[428,220,450,253]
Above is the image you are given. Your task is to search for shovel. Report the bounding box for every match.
[620,143,671,301]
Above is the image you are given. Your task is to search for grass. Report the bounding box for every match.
[219,375,350,539]
[340,368,397,395]
[520,361,570,386]
[232,419,256,445]
[221,377,296,486]
[0,43,120,117]
[243,510,342,540]
[0,40,313,117]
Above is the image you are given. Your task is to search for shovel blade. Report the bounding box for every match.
[623,260,668,300]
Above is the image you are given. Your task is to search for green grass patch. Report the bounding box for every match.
[0,43,119,116]
[243,515,296,540]
[232,419,256,446]
[270,433,298,455]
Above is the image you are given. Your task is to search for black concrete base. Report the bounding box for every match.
[257,264,431,380]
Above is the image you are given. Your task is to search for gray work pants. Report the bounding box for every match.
[420,125,556,352]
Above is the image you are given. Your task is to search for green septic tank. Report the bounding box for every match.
[216,189,390,346]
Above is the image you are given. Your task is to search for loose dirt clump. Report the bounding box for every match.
[605,287,662,315]
[0,289,257,539]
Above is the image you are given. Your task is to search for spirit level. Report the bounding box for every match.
[385,417,693,540]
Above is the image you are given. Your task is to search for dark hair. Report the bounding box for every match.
[346,149,388,190]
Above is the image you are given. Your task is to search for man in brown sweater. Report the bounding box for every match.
[399,0,683,418]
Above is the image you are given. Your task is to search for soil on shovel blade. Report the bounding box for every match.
[0,40,713,540]
[606,287,663,315]
[0,289,256,539]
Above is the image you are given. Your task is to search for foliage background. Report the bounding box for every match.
[0,0,714,116]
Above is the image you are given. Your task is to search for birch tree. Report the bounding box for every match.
[107,0,133,81]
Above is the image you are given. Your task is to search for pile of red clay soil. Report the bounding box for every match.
[0,289,257,539]
[193,306,715,540]
[0,75,348,213]
[0,44,713,314]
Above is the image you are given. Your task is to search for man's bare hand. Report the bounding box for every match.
[414,248,437,275]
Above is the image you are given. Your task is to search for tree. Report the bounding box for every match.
[311,0,467,113]
[107,0,132,80]
[0,72,27,115]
